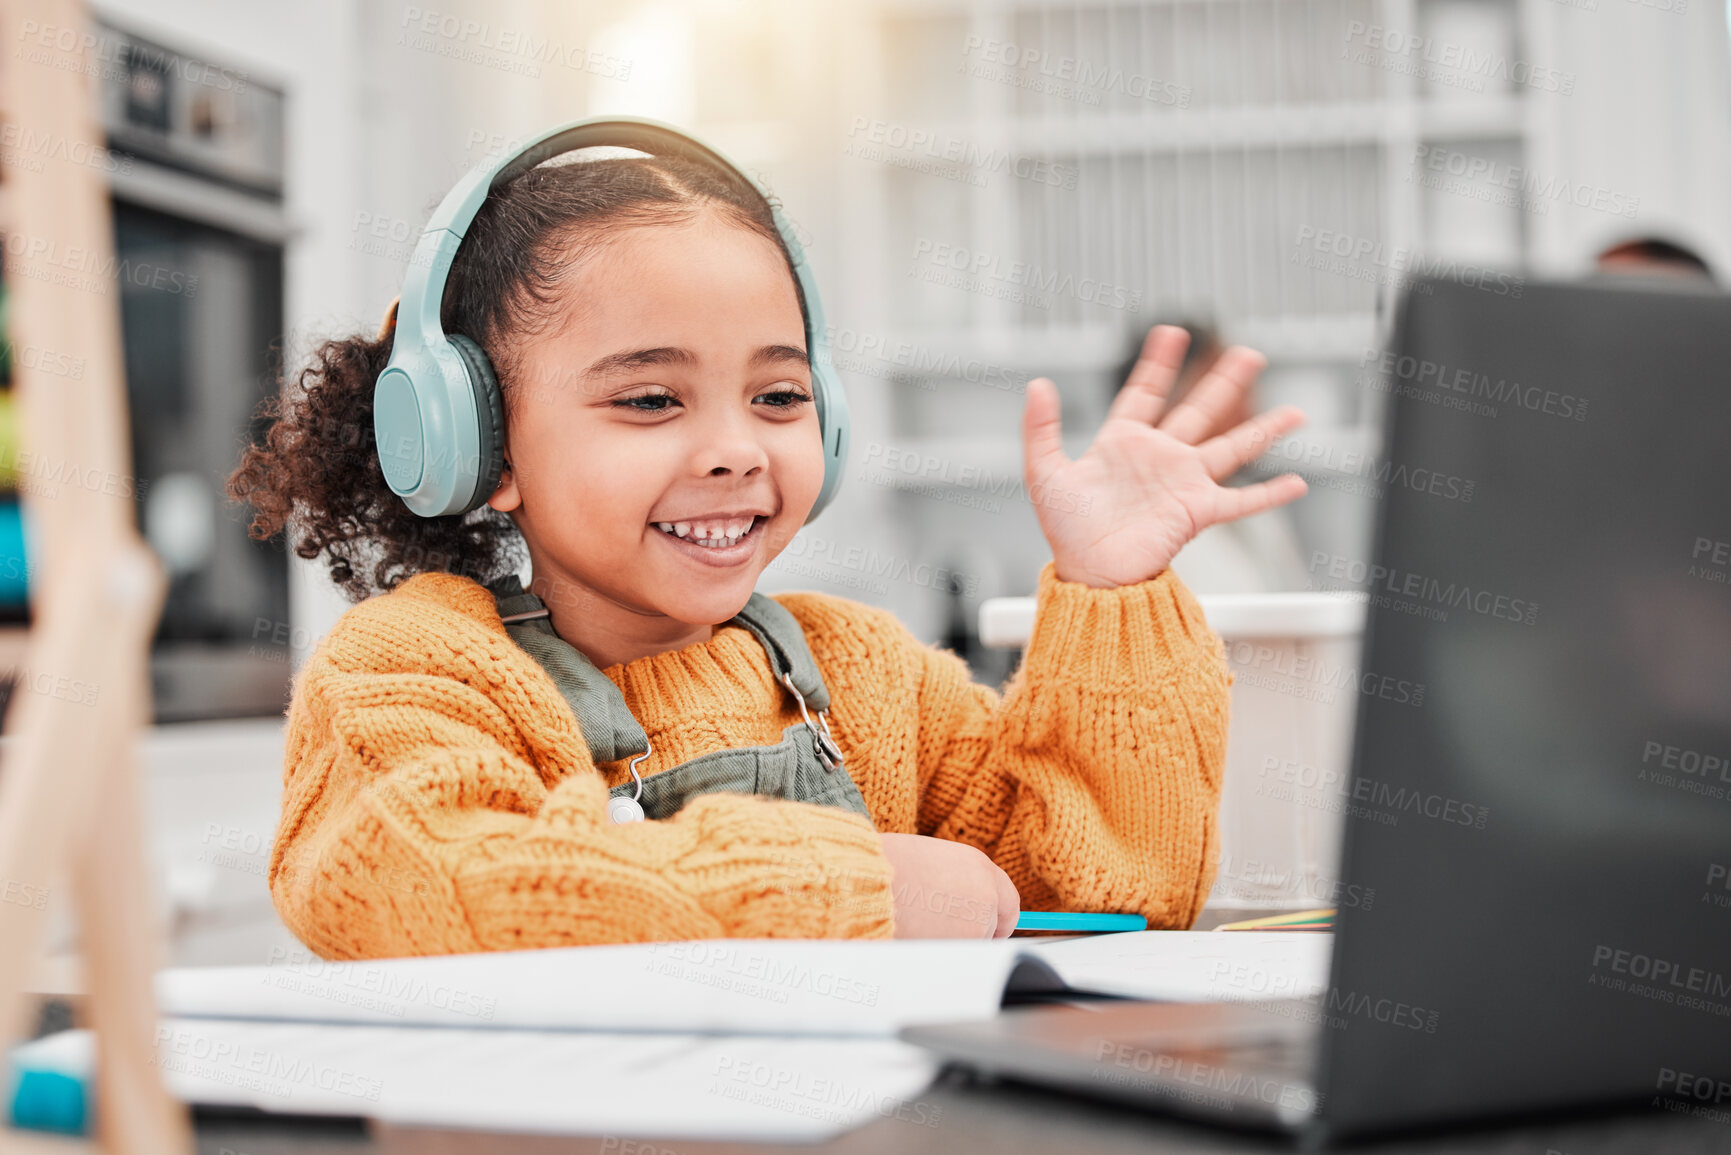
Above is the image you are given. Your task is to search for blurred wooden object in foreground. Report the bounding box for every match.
[0,0,191,1150]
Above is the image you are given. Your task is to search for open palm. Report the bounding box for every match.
[1024,325,1310,589]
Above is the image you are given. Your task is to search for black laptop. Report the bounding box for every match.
[903,277,1731,1144]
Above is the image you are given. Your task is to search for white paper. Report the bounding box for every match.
[157,938,1048,1038]
[1022,931,1332,1003]
[125,932,1334,1140]
[157,933,1330,1043]
[111,1020,936,1143]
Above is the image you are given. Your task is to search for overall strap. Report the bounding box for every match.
[484,580,835,755]
[729,593,832,712]
[488,575,648,762]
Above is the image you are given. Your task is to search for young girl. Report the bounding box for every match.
[229,133,1307,961]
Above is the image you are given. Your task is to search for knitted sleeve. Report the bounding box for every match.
[270,662,894,960]
[910,563,1230,928]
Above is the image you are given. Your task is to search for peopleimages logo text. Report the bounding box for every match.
[1342,21,1576,94]
[1359,349,1588,421]
[1294,226,1523,297]
[846,118,1078,189]
[1591,945,1731,1001]
[1308,553,1540,626]
[911,240,1142,311]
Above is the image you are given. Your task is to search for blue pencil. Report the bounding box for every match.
[1015,911,1147,932]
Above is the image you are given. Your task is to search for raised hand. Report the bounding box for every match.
[1022,325,1309,589]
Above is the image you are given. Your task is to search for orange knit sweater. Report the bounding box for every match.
[270,564,1231,959]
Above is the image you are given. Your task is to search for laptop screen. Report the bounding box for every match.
[1320,277,1731,1137]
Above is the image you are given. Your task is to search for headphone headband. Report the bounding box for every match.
[375,116,849,521]
[394,119,793,350]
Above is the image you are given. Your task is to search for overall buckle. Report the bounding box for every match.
[778,671,845,772]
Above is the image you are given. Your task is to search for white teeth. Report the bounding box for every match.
[656,517,757,548]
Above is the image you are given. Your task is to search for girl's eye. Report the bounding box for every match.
[756,387,812,410]
[612,387,813,410]
[613,391,678,412]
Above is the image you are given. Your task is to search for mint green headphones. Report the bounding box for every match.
[372,116,849,521]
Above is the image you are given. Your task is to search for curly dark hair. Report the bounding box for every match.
[227,152,806,602]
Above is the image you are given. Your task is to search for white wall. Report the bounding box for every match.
[1525,0,1731,276]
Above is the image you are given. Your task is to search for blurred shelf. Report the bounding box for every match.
[896,97,1523,155]
[853,314,1382,379]
[1415,97,1526,140]
[1005,103,1395,152]
[873,436,1022,482]
[1228,316,1384,362]
[878,424,1382,492]
[837,324,1129,376]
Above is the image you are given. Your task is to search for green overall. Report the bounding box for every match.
[486,575,872,823]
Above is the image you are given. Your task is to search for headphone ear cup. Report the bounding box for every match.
[805,353,849,523]
[448,333,506,514]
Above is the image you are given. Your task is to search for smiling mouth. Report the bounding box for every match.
[654,516,764,550]
[650,516,761,550]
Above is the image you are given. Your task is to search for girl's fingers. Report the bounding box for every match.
[1208,473,1310,526]
[1022,376,1069,483]
[1106,325,1190,426]
[1158,346,1267,445]
[991,868,1022,939]
[1197,404,1308,481]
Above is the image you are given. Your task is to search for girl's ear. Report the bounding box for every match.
[486,452,522,513]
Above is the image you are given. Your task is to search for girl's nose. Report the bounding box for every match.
[688,411,769,478]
